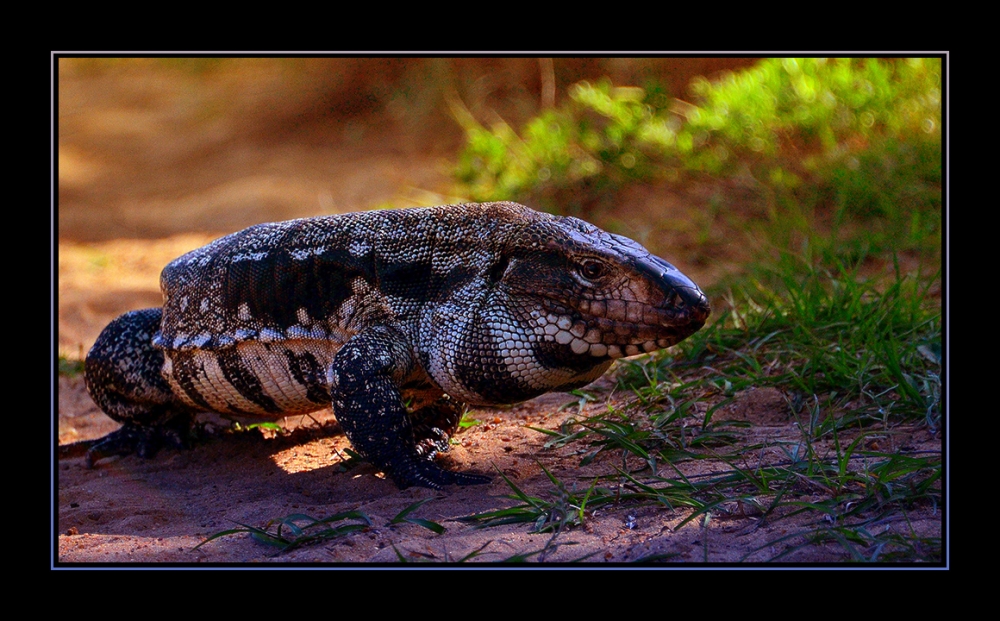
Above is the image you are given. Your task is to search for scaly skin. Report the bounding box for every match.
[80,202,710,489]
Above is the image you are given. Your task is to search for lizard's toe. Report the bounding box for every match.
[388,457,490,489]
[84,415,196,468]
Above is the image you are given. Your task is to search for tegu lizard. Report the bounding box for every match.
[80,202,710,489]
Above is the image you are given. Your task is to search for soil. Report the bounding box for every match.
[54,59,942,566]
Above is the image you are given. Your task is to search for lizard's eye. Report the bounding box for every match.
[579,259,607,281]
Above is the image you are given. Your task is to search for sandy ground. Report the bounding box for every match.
[58,367,941,564]
[54,59,942,567]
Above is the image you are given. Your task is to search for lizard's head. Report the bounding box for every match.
[496,214,710,363]
[422,203,711,405]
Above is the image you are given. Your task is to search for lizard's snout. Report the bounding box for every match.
[665,279,710,323]
[643,256,711,324]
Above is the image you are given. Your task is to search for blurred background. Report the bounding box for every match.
[57,56,942,358]
[56,58,944,561]
[58,58,761,239]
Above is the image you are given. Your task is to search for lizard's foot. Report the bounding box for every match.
[82,414,195,468]
[413,426,451,460]
[411,396,466,460]
[386,455,490,490]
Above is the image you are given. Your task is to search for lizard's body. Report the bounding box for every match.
[82,202,710,488]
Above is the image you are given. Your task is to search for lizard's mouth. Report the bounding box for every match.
[536,299,708,359]
[535,260,710,360]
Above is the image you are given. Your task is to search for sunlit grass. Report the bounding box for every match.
[487,251,941,562]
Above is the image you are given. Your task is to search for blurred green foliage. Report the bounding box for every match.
[684,58,941,258]
[453,58,942,261]
[58,354,85,377]
[453,80,678,214]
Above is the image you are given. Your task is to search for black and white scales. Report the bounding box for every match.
[83,202,710,489]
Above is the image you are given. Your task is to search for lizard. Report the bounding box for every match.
[78,201,710,489]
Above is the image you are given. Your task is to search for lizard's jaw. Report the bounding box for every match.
[533,301,708,360]
[534,261,710,360]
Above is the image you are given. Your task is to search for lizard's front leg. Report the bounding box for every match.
[329,325,489,489]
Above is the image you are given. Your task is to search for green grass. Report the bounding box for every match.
[481,253,940,562]
[195,510,373,552]
[461,463,606,533]
[196,499,448,552]
[695,257,940,427]
[469,419,940,562]
[452,236,940,563]
[58,355,85,378]
[452,57,942,269]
